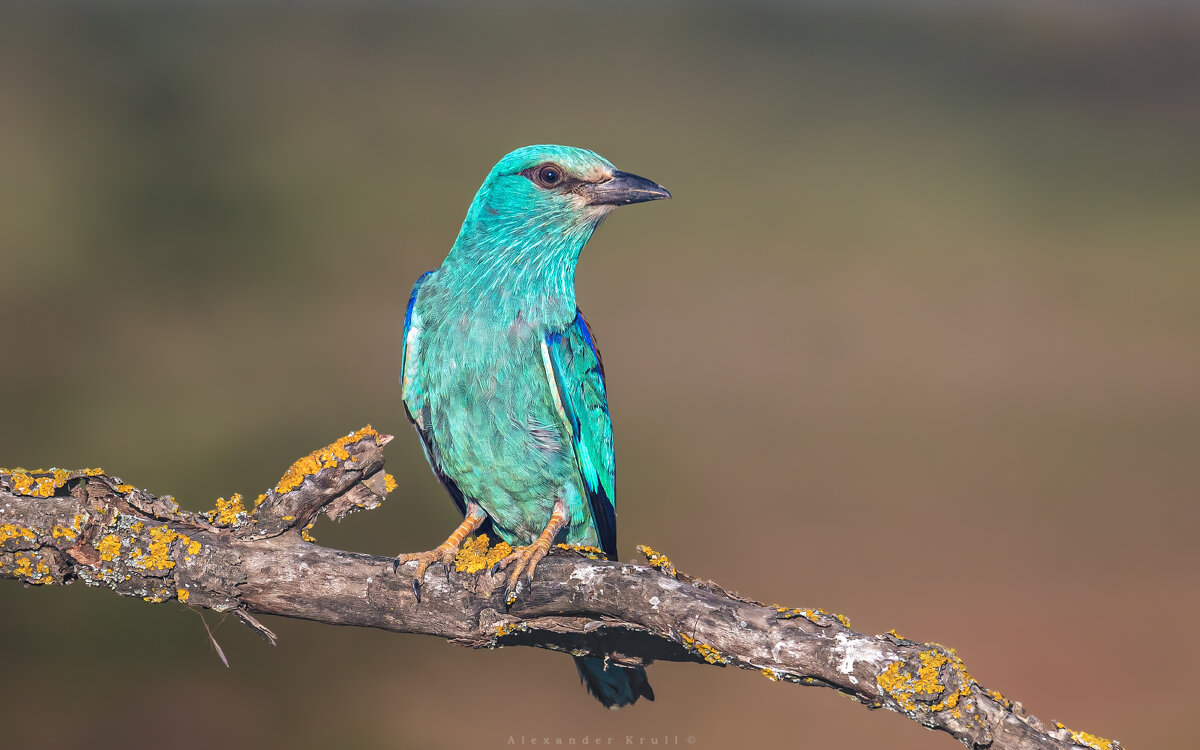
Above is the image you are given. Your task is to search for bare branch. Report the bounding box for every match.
[0,428,1119,750]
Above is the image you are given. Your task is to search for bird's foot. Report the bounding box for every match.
[495,496,569,606]
[496,542,554,607]
[393,504,486,602]
[393,547,458,602]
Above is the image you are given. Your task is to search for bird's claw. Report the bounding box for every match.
[495,542,551,606]
[504,581,522,608]
[393,547,457,604]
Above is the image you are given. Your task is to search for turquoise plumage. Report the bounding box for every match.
[396,145,669,708]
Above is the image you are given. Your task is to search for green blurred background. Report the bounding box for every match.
[2,3,1197,748]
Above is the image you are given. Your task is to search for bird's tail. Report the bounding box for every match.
[573,655,654,708]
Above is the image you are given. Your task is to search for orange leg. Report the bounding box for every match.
[497,496,569,606]
[394,502,486,602]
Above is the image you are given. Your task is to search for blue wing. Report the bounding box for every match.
[542,311,617,561]
[400,270,434,423]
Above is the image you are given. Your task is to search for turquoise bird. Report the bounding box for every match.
[396,145,669,707]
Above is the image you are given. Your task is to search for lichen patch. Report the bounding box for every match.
[455,534,512,574]
[273,426,384,495]
[636,544,676,577]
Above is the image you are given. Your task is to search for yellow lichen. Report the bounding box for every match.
[184,538,201,556]
[776,606,851,628]
[51,514,85,540]
[129,521,144,533]
[384,473,398,493]
[115,483,134,494]
[1,523,37,545]
[1055,723,1116,750]
[97,534,122,561]
[1,467,105,499]
[760,667,780,681]
[555,543,606,560]
[281,515,296,522]
[139,526,179,570]
[495,621,528,638]
[681,634,726,665]
[6,468,70,497]
[177,589,190,603]
[254,493,267,507]
[878,647,976,714]
[301,523,317,543]
[637,544,676,577]
[985,687,1011,708]
[208,493,248,525]
[10,555,50,583]
[455,534,513,574]
[274,426,383,495]
[142,588,171,603]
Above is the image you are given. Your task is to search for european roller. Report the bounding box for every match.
[396,145,669,707]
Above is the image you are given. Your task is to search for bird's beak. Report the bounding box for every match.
[581,170,672,206]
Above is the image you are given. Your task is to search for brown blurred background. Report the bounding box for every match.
[2,3,1197,749]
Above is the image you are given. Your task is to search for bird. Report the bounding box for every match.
[396,144,669,707]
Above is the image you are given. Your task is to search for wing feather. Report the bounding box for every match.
[542,311,617,560]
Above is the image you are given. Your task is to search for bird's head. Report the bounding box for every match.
[448,145,670,270]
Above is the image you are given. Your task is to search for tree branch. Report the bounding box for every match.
[1,427,1118,750]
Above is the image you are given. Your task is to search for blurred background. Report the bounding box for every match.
[1,2,1197,748]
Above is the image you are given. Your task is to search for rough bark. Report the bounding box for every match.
[0,428,1119,750]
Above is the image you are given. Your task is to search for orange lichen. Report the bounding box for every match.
[8,469,69,497]
[456,534,513,574]
[1055,723,1117,750]
[681,634,726,665]
[878,647,976,715]
[274,426,383,495]
[556,543,606,560]
[0,523,37,546]
[10,555,51,584]
[984,687,1011,708]
[637,544,676,577]
[177,589,190,604]
[208,494,248,526]
[139,526,179,570]
[384,473,398,493]
[776,606,852,628]
[52,515,85,540]
[97,534,122,562]
[495,621,528,638]
[142,588,171,603]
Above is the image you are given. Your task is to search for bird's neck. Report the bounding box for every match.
[438,211,596,329]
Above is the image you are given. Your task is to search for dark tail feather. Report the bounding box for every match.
[574,656,654,709]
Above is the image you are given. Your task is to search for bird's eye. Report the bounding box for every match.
[535,164,563,188]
